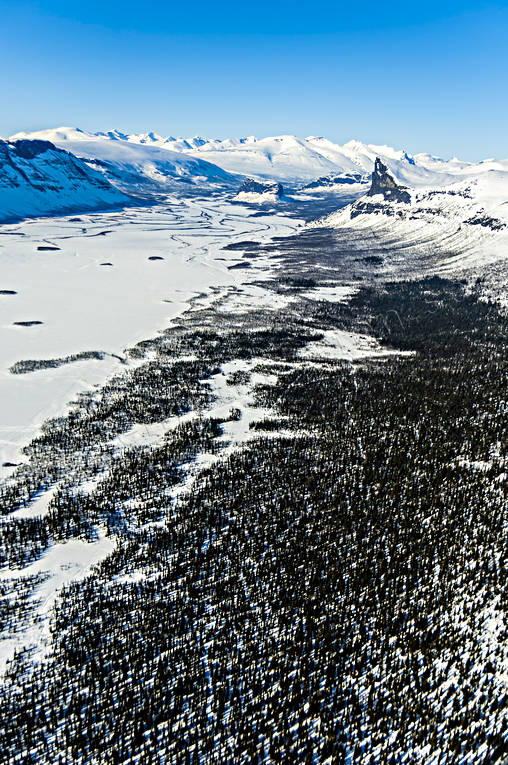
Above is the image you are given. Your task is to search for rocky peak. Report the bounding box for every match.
[367,157,410,203]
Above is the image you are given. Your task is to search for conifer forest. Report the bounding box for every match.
[1,224,507,765]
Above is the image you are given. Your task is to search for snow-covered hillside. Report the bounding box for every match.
[0,139,130,223]
[10,128,240,196]
[314,157,508,298]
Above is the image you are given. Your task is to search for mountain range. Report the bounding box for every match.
[11,126,502,187]
[8,128,239,203]
[2,126,508,227]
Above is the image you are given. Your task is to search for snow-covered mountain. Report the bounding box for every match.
[59,128,500,187]
[13,127,494,189]
[313,155,508,298]
[101,131,420,183]
[0,139,130,223]
[12,126,508,197]
[10,128,240,196]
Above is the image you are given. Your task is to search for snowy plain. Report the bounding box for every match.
[2,133,508,691]
[1,128,507,763]
[0,185,414,677]
[0,196,307,674]
[0,199,301,476]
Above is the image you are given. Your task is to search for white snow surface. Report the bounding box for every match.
[0,531,115,675]
[234,190,283,204]
[299,329,412,361]
[301,285,357,303]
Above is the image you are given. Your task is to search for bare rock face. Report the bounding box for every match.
[10,139,56,160]
[367,157,410,203]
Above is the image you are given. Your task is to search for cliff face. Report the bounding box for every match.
[367,157,411,203]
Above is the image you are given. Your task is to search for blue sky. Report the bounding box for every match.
[1,0,507,159]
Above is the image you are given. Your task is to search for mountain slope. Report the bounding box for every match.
[0,139,131,223]
[10,128,240,195]
[312,156,508,299]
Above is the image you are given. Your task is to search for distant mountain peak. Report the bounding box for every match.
[343,139,368,149]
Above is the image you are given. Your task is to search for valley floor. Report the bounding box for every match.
[0,199,301,474]
[0,197,506,764]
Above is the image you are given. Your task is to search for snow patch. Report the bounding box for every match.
[0,531,115,676]
[299,329,410,361]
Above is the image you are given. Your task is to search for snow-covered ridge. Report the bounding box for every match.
[313,158,508,295]
[9,128,241,196]
[15,128,503,186]
[107,131,448,182]
[0,139,130,223]
[321,165,508,237]
[12,127,508,192]
[13,126,508,187]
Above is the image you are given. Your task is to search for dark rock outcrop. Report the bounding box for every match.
[10,139,55,160]
[238,178,284,198]
[350,200,406,219]
[367,158,410,203]
[464,214,506,231]
[303,172,366,190]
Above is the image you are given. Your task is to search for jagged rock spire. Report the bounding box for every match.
[367,157,410,203]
